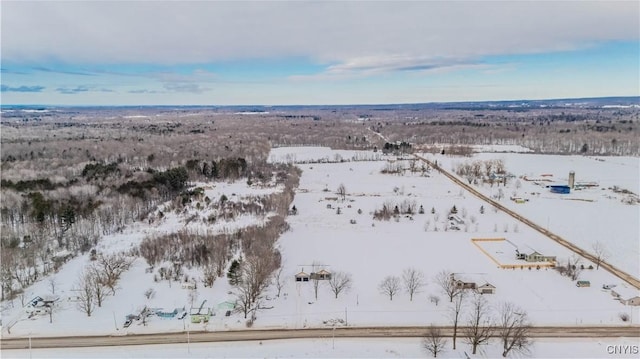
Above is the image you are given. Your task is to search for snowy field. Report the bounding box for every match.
[3,338,639,359]
[432,152,640,278]
[269,146,383,164]
[268,155,639,328]
[2,147,638,346]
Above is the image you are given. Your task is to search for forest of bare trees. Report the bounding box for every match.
[0,108,304,302]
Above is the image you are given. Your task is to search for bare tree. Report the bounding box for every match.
[188,288,199,309]
[497,302,532,357]
[463,294,494,355]
[429,295,440,306]
[379,275,401,301]
[336,183,347,201]
[592,242,609,270]
[566,255,583,280]
[47,302,55,324]
[203,263,217,287]
[144,288,156,300]
[328,271,352,299]
[435,270,460,302]
[75,270,96,317]
[274,266,284,298]
[89,267,108,307]
[402,267,425,301]
[311,262,322,300]
[422,325,448,358]
[95,252,133,294]
[449,289,466,350]
[235,254,275,318]
[48,277,58,295]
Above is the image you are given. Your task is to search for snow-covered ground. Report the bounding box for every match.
[433,152,640,278]
[269,146,383,164]
[3,338,639,359]
[2,147,638,344]
[471,144,534,153]
[267,157,639,328]
[1,181,283,337]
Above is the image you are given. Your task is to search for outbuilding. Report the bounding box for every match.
[549,185,571,194]
[477,283,496,294]
[310,269,332,280]
[295,271,310,282]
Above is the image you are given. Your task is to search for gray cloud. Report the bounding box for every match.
[33,66,96,76]
[328,56,482,74]
[55,85,116,94]
[1,68,30,75]
[163,83,209,94]
[55,86,91,94]
[2,2,637,66]
[1,84,45,92]
[128,89,161,94]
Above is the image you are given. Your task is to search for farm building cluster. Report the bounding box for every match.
[472,238,558,270]
[450,273,496,295]
[295,269,332,282]
[523,170,599,195]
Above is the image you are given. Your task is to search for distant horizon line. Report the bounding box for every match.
[2,95,639,108]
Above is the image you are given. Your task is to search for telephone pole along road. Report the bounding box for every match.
[413,154,640,290]
[2,326,639,350]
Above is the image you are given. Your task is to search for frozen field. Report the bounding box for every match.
[432,152,640,278]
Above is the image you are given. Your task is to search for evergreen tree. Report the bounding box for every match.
[227,259,242,285]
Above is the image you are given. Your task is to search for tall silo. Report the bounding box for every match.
[569,171,575,189]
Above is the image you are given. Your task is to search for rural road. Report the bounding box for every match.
[413,154,640,290]
[2,326,639,349]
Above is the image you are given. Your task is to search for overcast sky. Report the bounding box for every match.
[1,1,638,105]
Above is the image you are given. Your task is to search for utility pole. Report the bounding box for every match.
[345,307,348,326]
[187,325,191,354]
[332,327,335,349]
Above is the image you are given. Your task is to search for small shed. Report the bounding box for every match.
[295,271,310,282]
[549,185,570,194]
[190,308,212,323]
[477,283,496,294]
[155,308,180,318]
